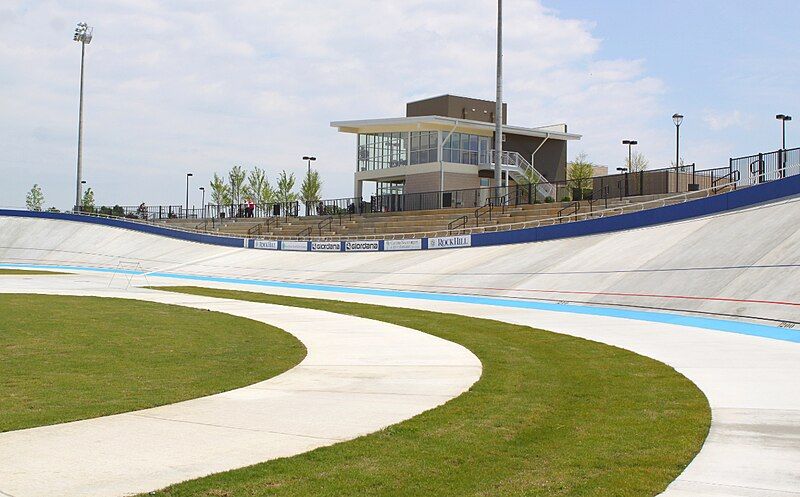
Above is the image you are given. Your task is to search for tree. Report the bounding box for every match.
[210,173,230,205]
[227,165,246,205]
[275,170,298,204]
[243,166,275,204]
[81,188,95,212]
[626,151,649,173]
[25,184,44,211]
[567,152,594,199]
[300,169,323,206]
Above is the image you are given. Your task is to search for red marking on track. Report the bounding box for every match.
[273,276,800,308]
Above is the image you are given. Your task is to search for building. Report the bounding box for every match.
[330,95,581,201]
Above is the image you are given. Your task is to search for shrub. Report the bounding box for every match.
[544,196,554,203]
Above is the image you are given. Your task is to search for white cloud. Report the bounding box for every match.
[703,110,747,131]
[1,0,668,208]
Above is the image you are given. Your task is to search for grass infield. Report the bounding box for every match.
[0,268,67,275]
[0,294,305,432]
[145,286,711,497]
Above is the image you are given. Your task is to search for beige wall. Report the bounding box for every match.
[404,171,480,195]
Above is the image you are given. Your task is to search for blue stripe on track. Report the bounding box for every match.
[3,262,799,344]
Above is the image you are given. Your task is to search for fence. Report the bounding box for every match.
[730,147,800,186]
[103,202,300,221]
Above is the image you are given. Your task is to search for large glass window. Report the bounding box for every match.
[443,132,490,166]
[357,131,438,171]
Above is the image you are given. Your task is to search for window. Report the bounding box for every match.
[443,132,490,166]
[357,131,437,171]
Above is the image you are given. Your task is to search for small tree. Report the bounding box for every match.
[244,166,267,204]
[81,188,95,212]
[228,165,246,205]
[210,173,231,205]
[567,152,594,200]
[26,184,44,211]
[300,170,323,207]
[626,151,649,173]
[276,170,298,204]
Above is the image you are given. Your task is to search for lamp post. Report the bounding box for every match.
[199,186,205,219]
[185,173,193,218]
[616,167,629,198]
[776,114,792,150]
[302,156,316,176]
[73,22,93,212]
[672,114,683,192]
[776,114,792,178]
[622,139,637,169]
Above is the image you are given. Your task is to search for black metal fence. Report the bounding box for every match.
[730,147,800,186]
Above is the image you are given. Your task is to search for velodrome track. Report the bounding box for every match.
[1,195,800,496]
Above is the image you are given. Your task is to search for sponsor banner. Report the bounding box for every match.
[311,241,342,252]
[383,238,423,251]
[428,234,471,249]
[253,239,278,250]
[344,240,380,252]
[281,240,309,251]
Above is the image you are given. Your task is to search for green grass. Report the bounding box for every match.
[0,268,67,275]
[0,294,305,432]
[144,286,711,497]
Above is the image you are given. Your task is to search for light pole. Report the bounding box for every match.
[616,167,629,198]
[73,22,93,212]
[672,114,683,192]
[185,173,193,217]
[302,156,316,176]
[494,0,504,193]
[776,114,792,150]
[622,139,637,169]
[199,187,205,219]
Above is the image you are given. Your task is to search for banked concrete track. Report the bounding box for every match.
[1,195,800,496]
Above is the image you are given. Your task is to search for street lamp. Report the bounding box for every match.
[302,156,316,176]
[73,22,93,212]
[672,114,684,192]
[199,186,205,219]
[622,140,637,170]
[776,114,792,150]
[185,173,193,217]
[616,167,629,199]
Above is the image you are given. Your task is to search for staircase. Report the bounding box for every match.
[491,150,556,199]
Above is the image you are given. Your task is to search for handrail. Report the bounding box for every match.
[297,226,312,237]
[475,203,493,226]
[588,186,610,212]
[247,223,263,236]
[558,201,580,223]
[712,170,741,194]
[318,216,333,236]
[448,215,468,234]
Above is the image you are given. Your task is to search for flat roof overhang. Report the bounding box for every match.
[330,115,581,141]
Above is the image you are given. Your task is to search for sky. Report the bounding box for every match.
[1,0,798,210]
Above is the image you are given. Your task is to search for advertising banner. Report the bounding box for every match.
[344,240,380,252]
[427,235,471,249]
[383,239,423,251]
[281,240,309,251]
[311,241,342,252]
[253,239,278,250]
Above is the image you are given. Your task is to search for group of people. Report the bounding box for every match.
[236,198,256,218]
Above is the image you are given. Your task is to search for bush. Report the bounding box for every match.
[561,196,572,202]
[544,197,554,203]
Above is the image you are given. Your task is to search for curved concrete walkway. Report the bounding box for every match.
[0,275,482,497]
[137,277,800,497]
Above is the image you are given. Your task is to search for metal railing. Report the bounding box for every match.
[730,147,800,187]
[475,203,493,226]
[448,215,468,234]
[558,201,580,223]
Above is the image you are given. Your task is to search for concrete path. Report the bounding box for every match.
[140,278,800,497]
[0,275,482,497]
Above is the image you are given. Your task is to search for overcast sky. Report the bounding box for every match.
[2,0,799,209]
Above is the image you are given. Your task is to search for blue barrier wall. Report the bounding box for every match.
[2,174,798,252]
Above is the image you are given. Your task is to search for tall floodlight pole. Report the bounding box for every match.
[622,140,637,196]
[199,186,205,219]
[673,114,683,192]
[493,0,503,192]
[185,173,193,217]
[776,114,792,150]
[73,22,93,211]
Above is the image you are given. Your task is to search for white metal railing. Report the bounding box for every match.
[490,150,556,199]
